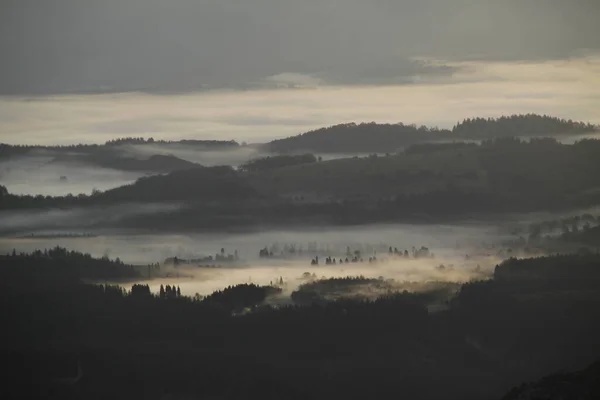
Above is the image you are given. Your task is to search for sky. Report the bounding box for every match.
[0,0,598,144]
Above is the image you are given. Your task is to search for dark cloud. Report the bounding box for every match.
[0,0,598,94]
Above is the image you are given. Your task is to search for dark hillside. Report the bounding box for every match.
[267,114,597,154]
[94,166,260,204]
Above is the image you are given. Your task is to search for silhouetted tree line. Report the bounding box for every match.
[105,137,239,147]
[164,248,240,267]
[0,184,92,210]
[291,276,382,304]
[0,143,102,160]
[0,247,140,284]
[291,276,460,307]
[267,121,448,153]
[525,213,599,238]
[453,114,596,139]
[494,253,600,282]
[202,283,282,312]
[0,138,238,161]
[131,283,153,297]
[158,284,181,299]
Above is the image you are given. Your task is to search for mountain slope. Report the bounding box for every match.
[266,114,597,154]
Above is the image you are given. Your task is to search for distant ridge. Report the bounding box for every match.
[266,114,598,154]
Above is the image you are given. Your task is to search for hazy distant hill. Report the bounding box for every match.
[104,137,239,148]
[253,138,600,205]
[5,138,600,233]
[0,138,238,173]
[266,114,597,154]
[267,122,447,153]
[3,118,600,233]
[48,152,200,173]
[0,138,239,157]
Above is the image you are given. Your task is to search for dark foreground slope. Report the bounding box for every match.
[2,253,600,399]
[502,360,600,400]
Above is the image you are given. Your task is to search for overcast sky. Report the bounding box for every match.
[0,1,598,145]
[1,0,598,94]
[1,56,598,145]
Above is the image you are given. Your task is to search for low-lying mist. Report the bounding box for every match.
[4,206,594,301]
[116,143,376,168]
[134,255,495,301]
[0,144,363,199]
[0,203,182,235]
[117,143,265,167]
[0,223,506,262]
[0,154,144,196]
[0,223,507,301]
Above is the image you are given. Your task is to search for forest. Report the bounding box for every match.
[4,137,600,235]
[0,138,235,174]
[0,138,239,158]
[267,114,597,153]
[0,246,142,284]
[1,115,596,177]
[2,250,600,399]
[3,113,600,399]
[290,276,461,307]
[238,153,318,172]
[3,0,600,394]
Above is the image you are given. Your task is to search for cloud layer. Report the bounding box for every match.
[1,57,598,145]
[1,0,598,94]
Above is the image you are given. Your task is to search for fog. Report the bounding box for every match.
[0,203,182,235]
[3,2,598,396]
[136,256,494,300]
[119,143,384,167]
[0,223,509,262]
[4,205,594,298]
[118,143,264,167]
[0,154,145,196]
[0,222,509,300]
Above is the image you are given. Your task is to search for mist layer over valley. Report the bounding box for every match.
[3,115,600,302]
[0,223,502,299]
[0,155,145,196]
[4,1,600,397]
[2,86,600,400]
